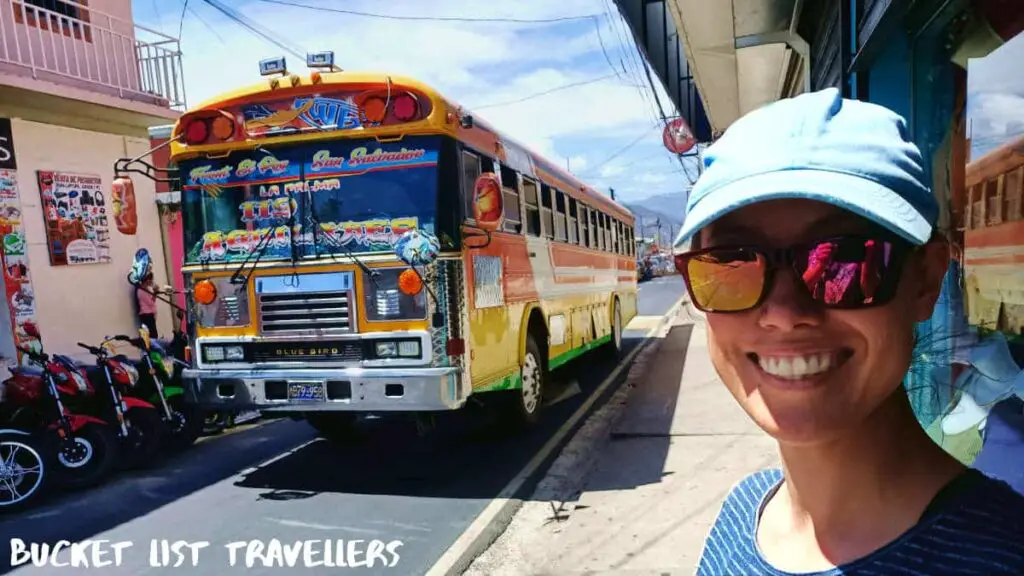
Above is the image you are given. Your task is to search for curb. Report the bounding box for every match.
[434,295,688,576]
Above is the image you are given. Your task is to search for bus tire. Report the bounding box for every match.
[499,333,545,430]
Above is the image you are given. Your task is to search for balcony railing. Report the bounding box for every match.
[0,0,186,111]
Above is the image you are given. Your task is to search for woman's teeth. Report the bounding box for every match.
[757,353,834,380]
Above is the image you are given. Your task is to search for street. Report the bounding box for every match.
[0,277,686,576]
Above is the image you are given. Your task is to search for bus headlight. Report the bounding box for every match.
[373,339,421,359]
[363,268,426,321]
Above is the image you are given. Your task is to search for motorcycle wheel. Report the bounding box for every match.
[53,423,120,491]
[0,431,51,514]
[164,397,203,452]
[121,407,167,469]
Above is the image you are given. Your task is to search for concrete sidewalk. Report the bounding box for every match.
[465,313,780,575]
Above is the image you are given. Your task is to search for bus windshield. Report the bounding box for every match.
[180,135,441,265]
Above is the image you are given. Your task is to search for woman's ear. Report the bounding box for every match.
[912,235,950,323]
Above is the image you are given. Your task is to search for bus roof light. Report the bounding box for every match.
[361,96,388,124]
[392,93,419,122]
[306,51,335,69]
[210,115,234,141]
[184,119,209,145]
[259,56,287,76]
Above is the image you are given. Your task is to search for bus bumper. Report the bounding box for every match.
[181,367,467,413]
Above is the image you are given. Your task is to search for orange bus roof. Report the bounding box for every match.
[179,70,634,223]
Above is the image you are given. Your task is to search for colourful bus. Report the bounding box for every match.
[117,52,639,437]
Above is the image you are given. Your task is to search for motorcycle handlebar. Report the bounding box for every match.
[76,342,105,356]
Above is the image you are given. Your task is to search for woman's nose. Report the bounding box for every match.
[757,267,825,331]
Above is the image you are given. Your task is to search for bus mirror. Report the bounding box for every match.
[472,173,503,233]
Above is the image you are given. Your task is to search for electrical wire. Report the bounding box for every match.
[201,0,307,61]
[472,73,619,110]
[177,0,189,41]
[584,125,661,176]
[185,1,226,45]
[253,0,600,23]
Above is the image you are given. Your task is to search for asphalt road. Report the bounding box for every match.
[1,277,686,575]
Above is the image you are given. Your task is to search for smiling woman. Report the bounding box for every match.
[674,88,1024,575]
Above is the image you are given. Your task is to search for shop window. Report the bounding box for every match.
[567,197,579,245]
[986,179,1002,226]
[523,178,541,236]
[553,190,568,242]
[500,165,522,234]
[540,185,554,239]
[579,205,590,247]
[15,0,92,43]
[1006,168,1023,222]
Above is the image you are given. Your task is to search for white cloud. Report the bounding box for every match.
[135,0,687,200]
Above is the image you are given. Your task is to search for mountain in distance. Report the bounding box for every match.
[623,191,688,248]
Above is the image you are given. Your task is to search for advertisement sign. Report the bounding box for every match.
[37,170,111,266]
[0,169,42,363]
[0,118,16,170]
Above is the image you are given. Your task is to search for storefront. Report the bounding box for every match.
[0,116,174,367]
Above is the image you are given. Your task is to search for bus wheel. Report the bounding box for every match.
[499,334,545,430]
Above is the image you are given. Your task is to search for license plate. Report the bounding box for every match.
[288,381,325,401]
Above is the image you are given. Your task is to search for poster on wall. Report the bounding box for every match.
[0,169,42,364]
[36,170,111,266]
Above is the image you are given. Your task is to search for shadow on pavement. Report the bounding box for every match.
[0,420,314,573]
[232,339,644,500]
[585,322,695,491]
[0,335,646,572]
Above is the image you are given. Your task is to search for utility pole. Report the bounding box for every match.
[655,218,663,247]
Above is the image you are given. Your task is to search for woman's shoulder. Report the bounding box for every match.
[941,469,1024,533]
[722,468,784,508]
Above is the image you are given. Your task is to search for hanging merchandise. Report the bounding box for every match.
[111,176,138,235]
[0,169,42,364]
[37,170,112,265]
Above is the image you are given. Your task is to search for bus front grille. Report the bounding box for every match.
[257,290,354,336]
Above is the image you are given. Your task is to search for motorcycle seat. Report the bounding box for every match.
[14,365,43,376]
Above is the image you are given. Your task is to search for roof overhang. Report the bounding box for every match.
[622,0,810,136]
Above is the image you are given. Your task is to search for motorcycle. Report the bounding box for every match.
[73,339,166,469]
[110,327,203,451]
[0,428,52,513]
[0,334,120,490]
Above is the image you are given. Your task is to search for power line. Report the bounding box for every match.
[178,0,189,41]
[185,1,226,45]
[201,0,307,61]
[254,0,600,23]
[472,73,620,110]
[583,125,660,176]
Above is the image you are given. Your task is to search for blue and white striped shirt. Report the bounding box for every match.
[697,468,1024,575]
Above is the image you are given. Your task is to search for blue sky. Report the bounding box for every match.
[130,0,698,203]
[966,31,1024,161]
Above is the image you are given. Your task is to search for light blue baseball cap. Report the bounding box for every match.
[674,88,939,248]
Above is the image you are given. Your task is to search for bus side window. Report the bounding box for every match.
[590,209,599,250]
[540,185,555,240]
[523,178,541,237]
[461,150,481,221]
[567,197,579,245]
[553,190,568,242]
[500,165,522,234]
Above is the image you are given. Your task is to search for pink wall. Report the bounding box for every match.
[150,133,186,313]
[0,0,170,106]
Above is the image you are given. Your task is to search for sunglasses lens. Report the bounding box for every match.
[682,248,766,312]
[794,238,899,307]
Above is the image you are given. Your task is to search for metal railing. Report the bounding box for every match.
[0,0,186,110]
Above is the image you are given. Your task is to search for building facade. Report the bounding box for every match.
[0,0,184,367]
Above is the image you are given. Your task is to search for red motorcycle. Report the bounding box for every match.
[0,338,120,490]
[74,338,166,469]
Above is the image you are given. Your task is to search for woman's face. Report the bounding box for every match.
[699,199,949,445]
